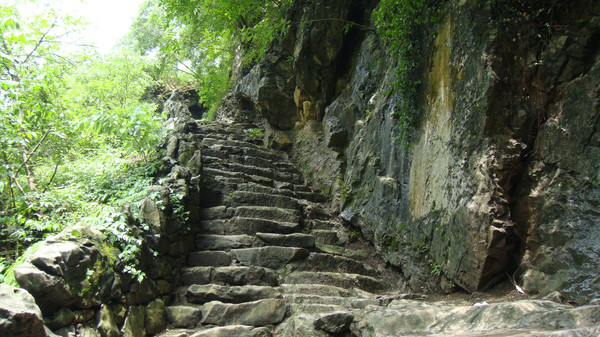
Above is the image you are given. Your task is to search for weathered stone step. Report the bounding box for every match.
[283,271,383,292]
[311,229,342,245]
[231,246,310,269]
[204,160,303,185]
[186,284,281,304]
[232,191,300,210]
[307,219,342,230]
[201,299,287,326]
[196,234,255,250]
[198,218,301,235]
[202,167,275,187]
[201,138,286,162]
[283,294,382,309]
[207,178,325,203]
[287,303,346,315]
[181,266,278,287]
[236,206,300,223]
[316,244,367,261]
[255,232,315,249]
[288,253,378,277]
[189,325,272,337]
[166,305,202,328]
[187,251,231,267]
[280,284,355,297]
[203,154,298,173]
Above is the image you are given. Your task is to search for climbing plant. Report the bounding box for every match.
[374,0,446,145]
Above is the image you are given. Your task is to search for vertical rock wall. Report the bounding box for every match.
[222,0,600,302]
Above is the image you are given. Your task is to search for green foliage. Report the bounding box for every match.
[64,51,165,156]
[246,128,263,139]
[124,0,292,121]
[374,0,446,144]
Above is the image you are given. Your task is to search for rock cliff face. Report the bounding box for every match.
[221,0,600,303]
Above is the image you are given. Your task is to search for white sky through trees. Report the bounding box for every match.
[18,0,146,54]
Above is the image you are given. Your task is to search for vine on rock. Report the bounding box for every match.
[374,0,446,145]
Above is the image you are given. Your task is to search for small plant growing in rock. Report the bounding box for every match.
[247,128,263,139]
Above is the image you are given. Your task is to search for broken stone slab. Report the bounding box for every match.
[313,311,354,334]
[166,305,202,328]
[0,285,47,337]
[201,299,287,326]
[255,233,315,248]
[187,284,281,304]
[189,325,272,337]
[231,246,310,269]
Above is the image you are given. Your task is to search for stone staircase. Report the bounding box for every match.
[158,122,392,336]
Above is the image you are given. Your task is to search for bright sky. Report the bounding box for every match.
[22,0,147,54]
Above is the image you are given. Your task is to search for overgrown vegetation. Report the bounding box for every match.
[0,1,166,283]
[123,0,293,120]
[374,0,446,145]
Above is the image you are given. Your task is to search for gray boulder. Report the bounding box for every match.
[0,285,48,337]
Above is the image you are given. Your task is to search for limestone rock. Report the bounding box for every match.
[313,311,353,334]
[14,240,112,314]
[190,325,271,337]
[166,306,202,328]
[97,304,119,337]
[145,299,166,335]
[45,307,75,330]
[0,285,47,337]
[121,306,146,337]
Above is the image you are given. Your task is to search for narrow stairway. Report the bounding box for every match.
[159,122,394,337]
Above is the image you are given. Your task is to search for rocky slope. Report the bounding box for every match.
[219,0,600,303]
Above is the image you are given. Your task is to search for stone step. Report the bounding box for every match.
[287,303,346,315]
[255,233,315,249]
[311,229,342,245]
[197,218,301,235]
[201,139,286,162]
[186,284,281,304]
[206,178,325,203]
[235,206,300,223]
[202,167,275,187]
[187,251,231,267]
[189,325,272,337]
[181,266,278,287]
[204,161,303,185]
[201,299,287,326]
[203,154,298,173]
[316,244,368,261]
[231,246,310,269]
[231,191,300,210]
[283,271,383,292]
[307,219,341,230]
[288,253,378,277]
[196,234,255,250]
[199,205,301,223]
[283,294,382,309]
[166,305,202,328]
[280,284,355,297]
